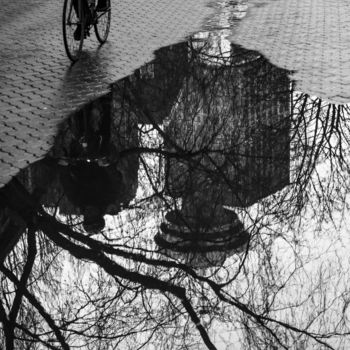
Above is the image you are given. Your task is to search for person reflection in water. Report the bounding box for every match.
[53,105,118,234]
[38,95,139,235]
[59,161,123,234]
[60,100,115,164]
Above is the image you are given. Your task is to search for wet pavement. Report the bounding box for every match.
[2,0,350,186]
[0,0,213,187]
[228,0,350,103]
[2,1,350,349]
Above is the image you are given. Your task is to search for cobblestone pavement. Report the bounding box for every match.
[0,0,213,187]
[2,0,350,188]
[228,0,350,104]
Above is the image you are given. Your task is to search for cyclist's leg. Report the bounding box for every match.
[73,0,89,18]
[72,0,89,40]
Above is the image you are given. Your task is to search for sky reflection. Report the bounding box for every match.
[1,16,350,350]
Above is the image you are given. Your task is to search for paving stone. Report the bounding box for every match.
[2,0,350,189]
[0,0,214,188]
[228,0,350,104]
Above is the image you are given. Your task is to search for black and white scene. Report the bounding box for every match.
[1,0,350,349]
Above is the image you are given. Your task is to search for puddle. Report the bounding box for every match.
[2,16,350,350]
[15,40,291,244]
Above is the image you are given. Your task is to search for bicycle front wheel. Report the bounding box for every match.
[94,0,111,44]
[63,0,84,62]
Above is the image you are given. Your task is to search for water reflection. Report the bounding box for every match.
[1,34,349,350]
[18,94,138,233]
[157,41,290,267]
[17,40,291,260]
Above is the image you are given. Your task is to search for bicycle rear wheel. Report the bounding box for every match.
[94,0,111,44]
[63,0,84,62]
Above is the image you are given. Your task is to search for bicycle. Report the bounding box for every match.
[62,0,111,62]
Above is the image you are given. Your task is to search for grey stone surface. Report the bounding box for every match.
[2,0,350,188]
[0,0,213,187]
[228,0,350,104]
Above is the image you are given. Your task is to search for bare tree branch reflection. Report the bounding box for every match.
[1,34,350,350]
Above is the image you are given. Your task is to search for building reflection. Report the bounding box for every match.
[17,93,139,233]
[156,40,291,267]
[0,37,291,250]
[12,42,189,234]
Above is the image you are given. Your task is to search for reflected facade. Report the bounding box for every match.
[157,42,291,267]
[0,34,303,350]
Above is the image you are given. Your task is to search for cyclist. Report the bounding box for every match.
[73,0,108,40]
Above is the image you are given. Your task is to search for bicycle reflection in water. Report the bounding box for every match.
[31,96,139,235]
